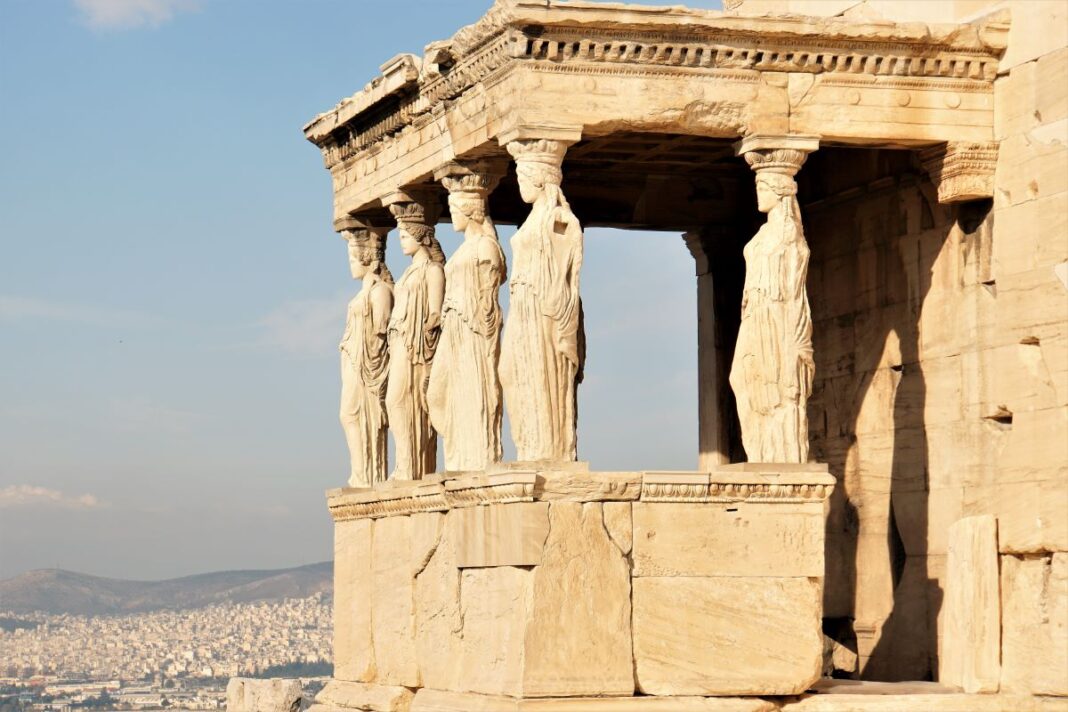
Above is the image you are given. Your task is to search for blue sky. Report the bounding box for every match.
[0,0,721,581]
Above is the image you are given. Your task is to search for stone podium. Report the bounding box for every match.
[309,465,834,711]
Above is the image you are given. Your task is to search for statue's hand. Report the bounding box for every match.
[425,311,441,332]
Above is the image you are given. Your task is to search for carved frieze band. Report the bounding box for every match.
[640,471,836,503]
[328,468,835,519]
[920,141,998,204]
[327,472,537,521]
[514,30,998,81]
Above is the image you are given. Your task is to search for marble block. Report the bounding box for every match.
[940,515,1000,693]
[325,466,834,705]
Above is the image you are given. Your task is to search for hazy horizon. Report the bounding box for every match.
[0,0,723,581]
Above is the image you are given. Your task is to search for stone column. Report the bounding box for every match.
[426,161,508,472]
[731,135,819,463]
[683,227,732,470]
[335,215,395,488]
[500,137,585,462]
[383,188,445,481]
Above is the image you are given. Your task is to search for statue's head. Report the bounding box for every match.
[343,229,387,280]
[397,220,445,263]
[507,139,566,205]
[448,192,485,231]
[755,172,797,214]
[439,162,504,231]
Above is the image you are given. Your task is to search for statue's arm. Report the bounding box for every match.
[370,285,393,336]
[425,263,445,331]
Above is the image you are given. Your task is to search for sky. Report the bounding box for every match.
[0,0,722,581]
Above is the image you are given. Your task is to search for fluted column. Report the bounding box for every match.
[426,161,507,472]
[500,137,585,462]
[731,135,819,463]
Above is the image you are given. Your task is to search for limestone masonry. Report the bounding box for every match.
[277,0,1068,709]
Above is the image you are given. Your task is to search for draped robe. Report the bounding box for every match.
[386,259,444,480]
[339,280,392,487]
[500,198,584,462]
[426,234,506,471]
[728,196,814,463]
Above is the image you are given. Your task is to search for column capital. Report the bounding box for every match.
[334,213,393,235]
[919,141,997,204]
[384,186,443,226]
[435,159,507,197]
[734,135,819,177]
[496,122,583,147]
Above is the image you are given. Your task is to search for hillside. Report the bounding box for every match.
[0,561,332,616]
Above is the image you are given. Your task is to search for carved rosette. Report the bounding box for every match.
[920,142,998,204]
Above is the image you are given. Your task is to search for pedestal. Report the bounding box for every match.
[314,463,835,710]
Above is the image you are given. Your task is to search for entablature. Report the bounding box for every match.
[303,0,1008,221]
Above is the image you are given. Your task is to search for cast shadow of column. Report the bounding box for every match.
[804,150,970,681]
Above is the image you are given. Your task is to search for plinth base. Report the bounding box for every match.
[324,464,835,703]
[411,689,777,711]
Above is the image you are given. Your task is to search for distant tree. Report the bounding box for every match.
[253,661,332,678]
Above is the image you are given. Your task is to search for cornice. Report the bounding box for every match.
[303,0,1008,172]
[326,467,836,521]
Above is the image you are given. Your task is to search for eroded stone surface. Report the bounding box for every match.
[226,678,303,712]
[457,565,533,696]
[940,515,1000,693]
[523,502,634,697]
[603,501,633,555]
[450,502,550,568]
[411,689,777,711]
[633,576,822,695]
[632,502,823,577]
[780,693,1068,711]
[371,515,418,687]
[334,518,374,682]
[413,512,463,691]
[313,680,414,712]
[1001,553,1068,696]
[537,471,642,502]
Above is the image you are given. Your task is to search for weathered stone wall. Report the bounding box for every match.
[798,2,1066,685]
[987,2,1068,695]
[318,468,834,709]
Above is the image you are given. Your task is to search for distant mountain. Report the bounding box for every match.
[0,562,332,616]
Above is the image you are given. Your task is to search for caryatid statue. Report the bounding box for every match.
[500,139,585,462]
[426,162,507,471]
[385,196,446,481]
[338,227,394,488]
[729,140,817,463]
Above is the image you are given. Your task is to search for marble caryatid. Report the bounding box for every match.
[500,139,585,462]
[385,199,446,481]
[339,228,394,488]
[426,163,507,471]
[729,147,814,464]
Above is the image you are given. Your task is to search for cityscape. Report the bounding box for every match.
[0,595,331,710]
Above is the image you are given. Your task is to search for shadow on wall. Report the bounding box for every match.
[800,148,991,681]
